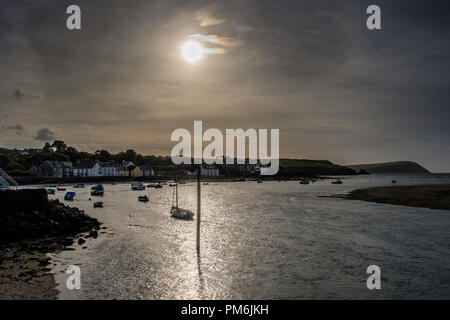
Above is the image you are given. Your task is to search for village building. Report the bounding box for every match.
[116,161,135,177]
[139,165,154,177]
[40,161,63,177]
[98,162,116,176]
[73,163,94,177]
[200,164,220,176]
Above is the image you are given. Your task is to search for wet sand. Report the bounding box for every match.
[346,184,450,210]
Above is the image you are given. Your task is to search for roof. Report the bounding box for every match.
[74,162,94,169]
[122,161,135,168]
[139,165,153,171]
[42,160,62,168]
[98,162,115,168]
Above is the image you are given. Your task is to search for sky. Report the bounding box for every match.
[0,0,449,171]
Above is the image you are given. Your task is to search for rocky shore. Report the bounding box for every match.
[345,184,450,211]
[0,189,101,299]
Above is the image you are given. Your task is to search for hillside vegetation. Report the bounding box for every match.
[347,161,430,174]
[279,159,356,176]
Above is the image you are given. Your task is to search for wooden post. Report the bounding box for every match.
[196,165,201,254]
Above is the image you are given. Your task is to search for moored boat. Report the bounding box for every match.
[299,178,310,185]
[170,183,194,220]
[93,201,104,208]
[64,192,76,201]
[91,184,105,196]
[132,182,145,190]
[147,183,162,188]
[47,188,56,195]
[170,206,194,220]
[332,179,343,185]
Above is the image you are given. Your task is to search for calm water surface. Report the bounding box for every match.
[45,174,450,299]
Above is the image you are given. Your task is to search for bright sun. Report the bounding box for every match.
[181,41,204,63]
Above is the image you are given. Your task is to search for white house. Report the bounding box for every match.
[73,162,118,177]
[73,163,95,177]
[98,162,116,176]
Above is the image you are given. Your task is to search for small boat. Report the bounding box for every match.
[64,192,76,201]
[147,183,158,188]
[179,180,187,185]
[93,201,104,208]
[147,183,163,188]
[332,179,343,185]
[74,183,85,188]
[47,188,56,195]
[132,182,145,191]
[202,182,209,186]
[171,206,194,220]
[392,180,397,184]
[257,178,263,183]
[170,183,194,220]
[169,183,177,187]
[138,195,149,202]
[111,181,117,185]
[91,184,105,196]
[57,187,66,191]
[299,178,310,185]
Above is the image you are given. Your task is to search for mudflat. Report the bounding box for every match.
[346,184,450,211]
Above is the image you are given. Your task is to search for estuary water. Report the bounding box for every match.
[46,174,450,299]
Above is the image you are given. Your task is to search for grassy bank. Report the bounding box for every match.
[345,184,450,211]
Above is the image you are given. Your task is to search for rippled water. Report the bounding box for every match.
[45,174,450,299]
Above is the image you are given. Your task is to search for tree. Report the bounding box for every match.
[51,140,67,153]
[94,149,112,162]
[64,146,79,163]
[43,142,52,152]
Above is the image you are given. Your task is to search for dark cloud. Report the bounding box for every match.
[14,89,40,100]
[0,0,449,171]
[2,123,25,135]
[34,128,57,141]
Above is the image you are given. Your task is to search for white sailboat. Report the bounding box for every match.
[170,183,194,220]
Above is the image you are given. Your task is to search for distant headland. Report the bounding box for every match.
[347,161,430,174]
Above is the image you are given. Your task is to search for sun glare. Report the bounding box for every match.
[181,41,204,63]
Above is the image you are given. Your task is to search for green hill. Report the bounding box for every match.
[347,161,430,174]
[279,159,357,176]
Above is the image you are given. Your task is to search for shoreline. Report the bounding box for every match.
[13,175,347,187]
[342,184,450,211]
[0,190,101,299]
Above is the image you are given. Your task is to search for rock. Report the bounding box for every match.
[77,238,86,245]
[61,238,74,246]
[88,229,98,239]
[38,259,49,266]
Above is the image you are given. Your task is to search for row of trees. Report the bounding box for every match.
[0,140,174,176]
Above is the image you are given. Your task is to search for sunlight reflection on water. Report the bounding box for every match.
[47,174,450,299]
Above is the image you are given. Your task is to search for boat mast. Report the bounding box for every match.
[196,165,201,254]
[175,183,178,207]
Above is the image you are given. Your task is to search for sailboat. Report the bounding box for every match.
[170,183,194,220]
